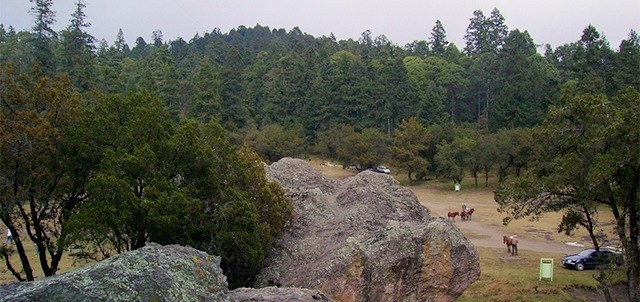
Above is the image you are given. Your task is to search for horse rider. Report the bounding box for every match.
[461,203,467,219]
[511,234,518,255]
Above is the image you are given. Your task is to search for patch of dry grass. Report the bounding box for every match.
[0,241,91,283]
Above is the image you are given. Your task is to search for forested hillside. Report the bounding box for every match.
[1,0,638,292]
[2,5,637,136]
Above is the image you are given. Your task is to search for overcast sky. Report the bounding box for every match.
[1,0,638,51]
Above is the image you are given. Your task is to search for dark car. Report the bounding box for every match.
[561,248,622,271]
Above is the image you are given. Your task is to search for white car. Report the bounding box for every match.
[375,166,391,174]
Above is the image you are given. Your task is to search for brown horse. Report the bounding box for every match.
[447,211,459,222]
[462,208,475,221]
[503,235,513,254]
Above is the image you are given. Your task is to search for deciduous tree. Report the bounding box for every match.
[495,90,640,302]
[0,65,84,281]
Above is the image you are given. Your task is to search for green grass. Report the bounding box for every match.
[457,247,627,302]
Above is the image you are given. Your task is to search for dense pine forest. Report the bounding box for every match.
[1,0,639,296]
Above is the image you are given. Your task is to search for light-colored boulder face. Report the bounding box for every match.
[0,244,229,302]
[229,286,333,302]
[258,158,480,302]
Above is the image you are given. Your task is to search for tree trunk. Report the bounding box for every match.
[485,86,490,130]
[484,166,490,187]
[627,189,639,302]
[625,166,639,302]
[597,277,614,302]
[8,226,35,281]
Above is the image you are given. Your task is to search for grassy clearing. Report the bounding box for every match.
[458,247,626,302]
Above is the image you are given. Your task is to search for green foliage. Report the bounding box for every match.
[429,20,448,56]
[55,92,293,288]
[191,57,222,122]
[244,123,306,162]
[59,0,96,91]
[433,125,478,183]
[335,127,390,171]
[392,117,430,182]
[0,64,83,280]
[495,89,640,301]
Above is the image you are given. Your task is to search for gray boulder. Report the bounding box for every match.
[229,287,332,301]
[257,158,480,302]
[0,243,229,302]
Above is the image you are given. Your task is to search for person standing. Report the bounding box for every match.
[511,234,518,255]
[4,229,13,244]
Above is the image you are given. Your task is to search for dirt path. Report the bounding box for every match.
[445,219,583,254]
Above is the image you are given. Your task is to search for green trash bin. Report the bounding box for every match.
[540,258,554,281]
[455,183,461,192]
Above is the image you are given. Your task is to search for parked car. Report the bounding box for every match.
[561,248,622,271]
[375,166,391,174]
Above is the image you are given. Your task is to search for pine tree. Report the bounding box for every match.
[114,28,130,53]
[60,0,96,90]
[487,8,508,53]
[429,20,449,56]
[29,0,58,73]
[464,10,489,55]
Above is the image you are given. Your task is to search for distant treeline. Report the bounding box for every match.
[1,5,637,138]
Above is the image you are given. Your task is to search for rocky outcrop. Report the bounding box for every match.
[257,158,480,302]
[0,243,229,302]
[230,287,332,302]
[0,244,334,302]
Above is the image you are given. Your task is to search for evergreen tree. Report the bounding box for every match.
[464,10,489,55]
[114,28,130,53]
[29,0,58,73]
[130,37,148,57]
[487,8,508,53]
[429,20,449,56]
[60,0,96,91]
[491,30,558,130]
[190,57,223,122]
[613,30,640,91]
[152,29,163,47]
[575,25,615,94]
[403,56,448,125]
[404,40,430,58]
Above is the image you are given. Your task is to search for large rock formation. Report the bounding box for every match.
[0,244,334,302]
[0,243,229,302]
[257,158,480,302]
